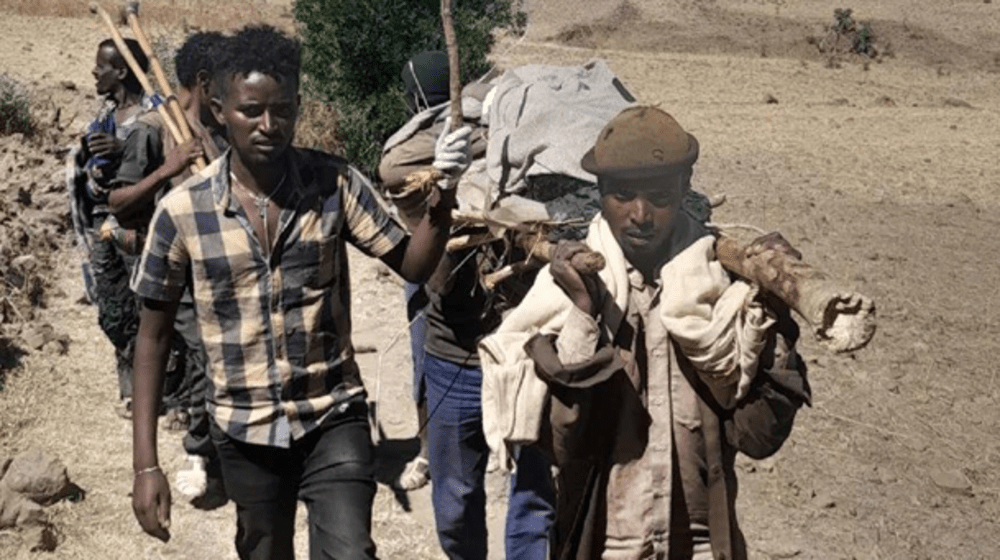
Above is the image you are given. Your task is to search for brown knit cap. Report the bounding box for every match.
[581,106,699,179]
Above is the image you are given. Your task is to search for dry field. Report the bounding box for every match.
[1,0,999,559]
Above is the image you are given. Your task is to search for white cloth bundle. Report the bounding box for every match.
[479,214,775,469]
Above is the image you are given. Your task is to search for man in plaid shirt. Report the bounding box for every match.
[129,26,470,559]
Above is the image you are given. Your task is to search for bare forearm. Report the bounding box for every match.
[398,188,455,283]
[109,167,170,220]
[132,302,178,472]
[132,333,169,471]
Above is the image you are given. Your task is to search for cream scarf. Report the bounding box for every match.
[480,213,775,469]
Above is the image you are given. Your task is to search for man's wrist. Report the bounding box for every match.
[429,188,457,220]
[134,465,161,477]
[573,296,597,317]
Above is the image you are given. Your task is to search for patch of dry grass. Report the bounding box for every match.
[370,490,441,559]
[295,97,344,157]
[1,0,294,34]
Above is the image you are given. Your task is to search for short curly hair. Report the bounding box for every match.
[174,31,226,88]
[213,25,301,100]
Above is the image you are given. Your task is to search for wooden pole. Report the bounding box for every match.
[123,0,206,170]
[440,0,463,134]
[440,0,464,195]
[90,2,184,147]
[715,234,877,353]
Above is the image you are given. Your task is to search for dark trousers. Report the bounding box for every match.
[90,214,189,408]
[89,221,137,400]
[210,406,378,560]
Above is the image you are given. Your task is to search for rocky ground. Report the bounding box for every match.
[1,1,999,558]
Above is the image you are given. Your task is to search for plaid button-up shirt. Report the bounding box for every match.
[132,148,406,447]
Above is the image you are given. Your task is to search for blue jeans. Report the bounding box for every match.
[507,445,555,560]
[423,354,553,560]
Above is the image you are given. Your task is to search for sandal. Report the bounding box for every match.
[162,408,190,432]
[175,455,208,499]
[114,398,133,420]
[395,457,430,491]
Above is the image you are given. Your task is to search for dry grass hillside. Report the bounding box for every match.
[1,0,999,558]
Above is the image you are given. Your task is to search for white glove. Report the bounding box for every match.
[433,118,472,187]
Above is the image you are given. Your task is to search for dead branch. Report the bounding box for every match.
[715,235,876,353]
[483,259,544,291]
[440,0,462,132]
[446,232,500,252]
[514,232,606,274]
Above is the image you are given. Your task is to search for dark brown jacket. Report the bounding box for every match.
[527,294,809,560]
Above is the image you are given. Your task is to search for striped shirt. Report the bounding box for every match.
[132,148,406,447]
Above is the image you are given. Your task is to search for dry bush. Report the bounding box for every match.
[0,74,34,136]
[295,97,344,157]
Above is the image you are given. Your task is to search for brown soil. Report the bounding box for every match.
[2,1,999,558]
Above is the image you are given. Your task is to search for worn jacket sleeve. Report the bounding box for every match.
[727,302,811,459]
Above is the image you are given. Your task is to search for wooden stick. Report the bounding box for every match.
[124,3,186,137]
[715,234,876,353]
[440,0,464,194]
[124,3,205,165]
[469,231,606,290]
[89,3,183,148]
[440,0,463,133]
[483,259,544,291]
[443,224,606,274]
[513,233,606,274]
[446,232,500,252]
[123,0,207,170]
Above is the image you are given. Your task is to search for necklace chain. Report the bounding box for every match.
[231,171,287,254]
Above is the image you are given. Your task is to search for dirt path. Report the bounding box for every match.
[1,245,456,559]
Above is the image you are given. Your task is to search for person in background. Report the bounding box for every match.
[379,51,555,560]
[68,37,151,419]
[150,30,230,503]
[103,36,207,434]
[129,26,467,559]
[378,50,458,493]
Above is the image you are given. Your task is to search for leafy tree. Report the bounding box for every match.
[294,0,522,174]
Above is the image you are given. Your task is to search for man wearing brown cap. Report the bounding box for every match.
[480,106,810,559]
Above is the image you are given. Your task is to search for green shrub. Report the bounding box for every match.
[852,23,878,57]
[833,8,856,35]
[820,8,880,59]
[294,0,522,174]
[0,74,34,136]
